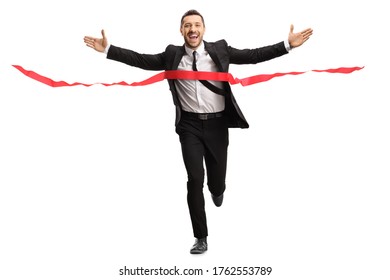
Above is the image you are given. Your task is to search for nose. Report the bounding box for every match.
[189,24,196,32]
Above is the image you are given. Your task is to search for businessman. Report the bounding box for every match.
[84,9,313,254]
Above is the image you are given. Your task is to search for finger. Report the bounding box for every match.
[303,34,312,42]
[303,30,313,40]
[101,29,106,39]
[84,39,95,47]
[84,36,96,41]
[85,43,95,49]
[290,24,294,33]
[301,28,313,36]
[303,33,312,40]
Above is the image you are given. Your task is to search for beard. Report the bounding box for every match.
[184,32,203,50]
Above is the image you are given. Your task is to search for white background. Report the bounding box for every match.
[1,0,389,279]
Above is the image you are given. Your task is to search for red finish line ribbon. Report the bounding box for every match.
[12,65,364,88]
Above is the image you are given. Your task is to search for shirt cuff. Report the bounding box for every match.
[284,39,291,52]
[104,44,111,54]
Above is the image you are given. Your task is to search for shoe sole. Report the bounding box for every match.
[190,250,207,254]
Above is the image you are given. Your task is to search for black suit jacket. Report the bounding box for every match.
[107,40,288,128]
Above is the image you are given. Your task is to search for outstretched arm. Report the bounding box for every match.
[84,29,108,53]
[288,25,313,48]
[84,29,165,70]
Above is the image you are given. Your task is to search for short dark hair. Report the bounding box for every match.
[180,9,205,27]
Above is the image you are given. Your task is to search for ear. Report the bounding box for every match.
[180,26,184,36]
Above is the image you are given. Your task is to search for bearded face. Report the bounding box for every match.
[180,15,205,50]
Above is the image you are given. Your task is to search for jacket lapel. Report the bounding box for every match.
[204,41,223,72]
[171,46,185,70]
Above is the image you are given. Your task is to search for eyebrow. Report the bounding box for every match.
[183,22,203,26]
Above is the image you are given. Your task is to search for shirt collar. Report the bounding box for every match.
[184,41,205,56]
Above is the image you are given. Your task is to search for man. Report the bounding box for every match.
[84,9,313,254]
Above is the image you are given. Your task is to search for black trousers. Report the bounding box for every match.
[176,111,229,238]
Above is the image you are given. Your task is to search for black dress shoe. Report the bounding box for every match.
[190,238,208,254]
[211,193,224,207]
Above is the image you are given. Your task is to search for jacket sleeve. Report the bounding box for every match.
[106,45,166,71]
[228,41,288,65]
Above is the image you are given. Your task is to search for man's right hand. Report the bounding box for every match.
[84,29,108,53]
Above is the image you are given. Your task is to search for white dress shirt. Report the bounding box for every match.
[175,42,226,113]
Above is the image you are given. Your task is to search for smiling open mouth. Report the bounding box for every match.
[189,33,198,40]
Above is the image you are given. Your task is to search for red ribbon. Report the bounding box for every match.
[12,65,364,88]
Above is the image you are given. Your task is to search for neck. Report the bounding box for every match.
[186,45,199,51]
[185,41,204,53]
